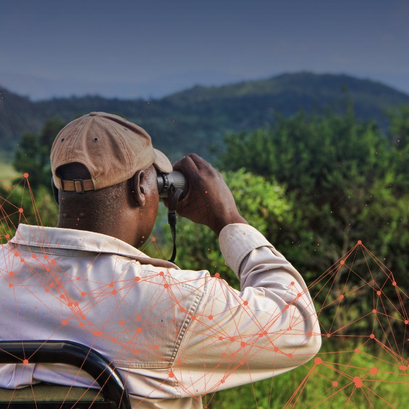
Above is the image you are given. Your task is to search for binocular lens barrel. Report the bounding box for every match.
[157,171,189,198]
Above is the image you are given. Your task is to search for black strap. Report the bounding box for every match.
[167,186,183,263]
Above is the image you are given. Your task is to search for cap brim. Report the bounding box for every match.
[153,149,173,173]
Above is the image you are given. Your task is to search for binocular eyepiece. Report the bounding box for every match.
[157,171,189,199]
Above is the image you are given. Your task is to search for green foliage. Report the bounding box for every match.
[13,116,65,192]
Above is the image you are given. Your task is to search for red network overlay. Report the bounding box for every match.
[1,174,409,408]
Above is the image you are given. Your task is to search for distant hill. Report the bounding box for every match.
[1,72,409,161]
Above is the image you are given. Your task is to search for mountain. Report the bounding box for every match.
[1,72,409,161]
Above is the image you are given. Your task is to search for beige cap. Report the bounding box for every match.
[51,112,173,192]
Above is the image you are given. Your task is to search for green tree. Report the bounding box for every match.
[13,116,66,192]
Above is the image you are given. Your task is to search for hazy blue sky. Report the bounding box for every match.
[1,0,408,100]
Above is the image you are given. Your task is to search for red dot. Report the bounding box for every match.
[137,327,142,333]
[23,359,29,365]
[23,173,29,178]
[339,294,344,299]
[169,372,174,378]
[45,288,49,292]
[327,334,331,338]
[392,281,397,286]
[215,273,220,278]
[290,281,295,286]
[370,334,375,339]
[340,260,345,265]
[377,291,381,295]
[405,320,409,325]
[135,277,140,281]
[288,353,293,358]
[9,272,14,277]
[307,332,312,337]
[370,367,378,374]
[355,348,360,353]
[241,342,246,348]
[79,322,84,327]
[62,320,67,325]
[120,321,124,326]
[372,309,376,313]
[274,347,279,352]
[133,349,139,354]
[353,376,363,388]
[243,301,248,306]
[357,240,362,245]
[81,292,86,297]
[333,381,338,387]
[314,357,322,365]
[230,337,235,342]
[208,315,213,320]
[399,365,407,371]
[176,360,181,365]
[164,283,169,289]
[51,260,57,265]
[18,208,23,213]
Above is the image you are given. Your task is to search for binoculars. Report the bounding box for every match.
[157,171,189,199]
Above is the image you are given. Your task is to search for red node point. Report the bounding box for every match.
[372,309,377,314]
[340,294,344,299]
[93,331,101,336]
[377,291,381,296]
[151,237,156,242]
[180,307,185,313]
[340,260,345,265]
[176,360,181,365]
[169,372,175,378]
[290,281,295,286]
[45,288,49,292]
[222,352,226,357]
[5,234,9,239]
[51,260,57,265]
[43,255,48,259]
[159,271,164,276]
[79,322,84,327]
[333,381,338,387]
[215,273,220,278]
[133,350,139,354]
[45,267,50,272]
[23,173,29,178]
[208,315,213,320]
[220,379,225,384]
[370,334,375,339]
[314,357,322,365]
[370,367,378,374]
[239,360,244,365]
[219,336,223,341]
[9,272,14,277]
[18,208,23,213]
[243,300,248,306]
[111,289,117,295]
[263,331,268,336]
[274,347,279,352]
[111,338,117,342]
[288,353,293,358]
[307,332,312,337]
[297,293,301,298]
[8,283,13,288]
[62,320,67,325]
[135,276,140,281]
[31,254,36,259]
[230,337,235,342]
[164,284,169,289]
[154,345,158,349]
[109,283,114,288]
[137,327,142,333]
[353,376,363,388]
[205,191,208,194]
[137,316,141,321]
[81,292,86,297]
[14,252,19,257]
[326,334,331,338]
[23,359,29,365]
[355,348,360,353]
[283,305,289,310]
[392,281,397,286]
[119,321,124,326]
[405,320,409,325]
[399,365,407,371]
[357,240,362,245]
[241,342,246,348]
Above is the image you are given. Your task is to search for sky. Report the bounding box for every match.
[1,0,408,100]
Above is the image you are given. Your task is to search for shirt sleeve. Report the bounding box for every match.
[174,223,321,397]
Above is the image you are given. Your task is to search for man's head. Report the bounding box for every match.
[50,112,173,247]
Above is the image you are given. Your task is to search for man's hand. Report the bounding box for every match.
[172,154,247,236]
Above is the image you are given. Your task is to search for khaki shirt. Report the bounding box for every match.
[0,223,321,408]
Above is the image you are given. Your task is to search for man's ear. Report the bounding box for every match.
[132,170,146,207]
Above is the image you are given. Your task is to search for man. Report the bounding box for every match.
[0,112,321,408]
